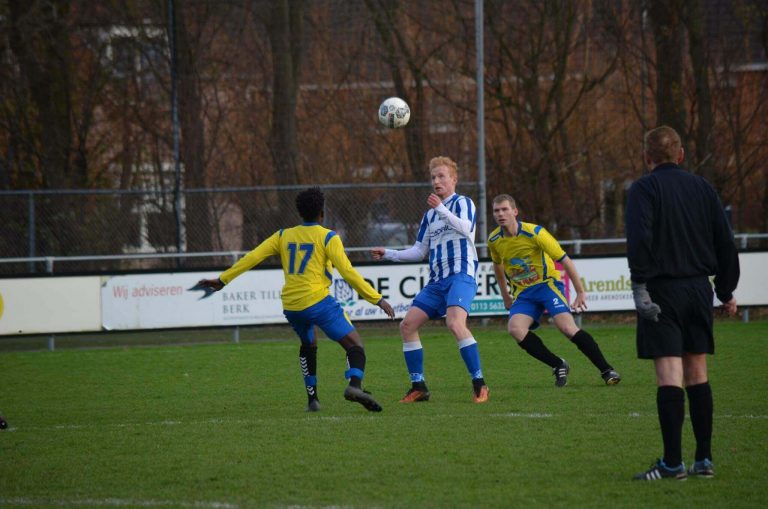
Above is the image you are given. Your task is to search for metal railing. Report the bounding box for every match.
[1,234,765,275]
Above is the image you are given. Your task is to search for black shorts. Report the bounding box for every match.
[636,276,714,359]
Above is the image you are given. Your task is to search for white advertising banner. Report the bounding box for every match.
[2,252,763,335]
[101,272,287,330]
[99,254,748,330]
[729,252,768,306]
[0,277,102,334]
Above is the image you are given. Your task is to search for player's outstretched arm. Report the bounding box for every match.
[370,243,428,263]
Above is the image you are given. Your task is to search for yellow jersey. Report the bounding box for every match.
[488,221,567,297]
[219,223,382,311]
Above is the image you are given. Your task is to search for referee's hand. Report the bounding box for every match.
[722,297,737,316]
[631,282,661,322]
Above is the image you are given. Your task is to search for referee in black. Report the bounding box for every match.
[626,126,740,481]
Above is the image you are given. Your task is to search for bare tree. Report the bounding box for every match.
[647,0,687,135]
[7,0,75,188]
[262,0,304,185]
[484,0,619,237]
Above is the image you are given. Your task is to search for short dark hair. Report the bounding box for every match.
[296,187,324,222]
[644,125,682,164]
[493,194,516,208]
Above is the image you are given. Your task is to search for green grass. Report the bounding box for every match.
[1,320,767,508]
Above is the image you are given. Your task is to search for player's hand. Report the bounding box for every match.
[196,278,224,291]
[371,247,386,260]
[377,298,396,319]
[721,297,737,316]
[427,194,442,209]
[188,278,224,300]
[571,291,588,313]
[631,282,661,321]
[502,295,512,310]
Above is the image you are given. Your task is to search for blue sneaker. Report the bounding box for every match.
[688,459,714,478]
[633,459,688,481]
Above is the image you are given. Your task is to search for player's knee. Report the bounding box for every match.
[399,318,415,337]
[507,323,527,341]
[445,315,465,335]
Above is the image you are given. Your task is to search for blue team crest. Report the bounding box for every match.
[333,279,356,307]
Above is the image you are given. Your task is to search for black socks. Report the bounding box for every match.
[657,385,685,468]
[518,332,562,368]
[569,330,611,373]
[299,344,318,401]
[345,345,366,388]
[687,382,713,462]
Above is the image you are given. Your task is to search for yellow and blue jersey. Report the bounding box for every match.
[220,223,382,311]
[488,221,567,298]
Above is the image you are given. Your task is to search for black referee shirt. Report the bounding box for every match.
[625,162,740,302]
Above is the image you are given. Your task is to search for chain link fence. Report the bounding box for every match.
[2,184,765,275]
[0,184,475,274]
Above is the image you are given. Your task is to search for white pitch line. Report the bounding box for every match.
[3,412,767,433]
[0,497,237,508]
[490,412,554,418]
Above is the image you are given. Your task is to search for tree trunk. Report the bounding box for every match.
[7,0,74,188]
[685,0,715,184]
[648,0,686,136]
[175,1,212,252]
[265,0,303,185]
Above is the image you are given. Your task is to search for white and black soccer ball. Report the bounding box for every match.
[378,97,410,129]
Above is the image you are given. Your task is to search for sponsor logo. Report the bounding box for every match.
[509,257,539,285]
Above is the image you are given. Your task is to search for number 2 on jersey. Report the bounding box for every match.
[287,243,314,274]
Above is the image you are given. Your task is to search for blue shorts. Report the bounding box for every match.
[412,273,477,319]
[283,295,354,344]
[509,280,570,330]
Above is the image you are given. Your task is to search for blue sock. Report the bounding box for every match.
[403,341,424,382]
[458,337,483,380]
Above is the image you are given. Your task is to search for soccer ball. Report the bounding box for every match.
[378,97,410,129]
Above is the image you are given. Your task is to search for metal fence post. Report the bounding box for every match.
[233,326,240,343]
[47,335,55,351]
[28,192,35,273]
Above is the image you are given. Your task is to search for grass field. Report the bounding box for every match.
[1,319,767,508]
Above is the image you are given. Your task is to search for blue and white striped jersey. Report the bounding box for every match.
[385,193,479,282]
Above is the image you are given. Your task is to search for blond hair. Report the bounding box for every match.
[493,194,516,208]
[644,126,682,164]
[429,156,458,178]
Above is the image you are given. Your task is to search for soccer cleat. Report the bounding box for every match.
[306,399,321,412]
[553,359,570,387]
[473,385,490,404]
[399,388,431,403]
[633,459,688,481]
[688,459,715,478]
[343,386,383,412]
[601,369,622,385]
